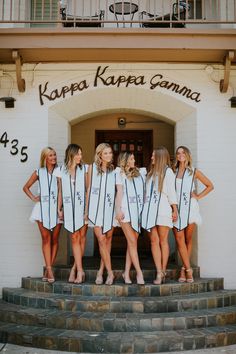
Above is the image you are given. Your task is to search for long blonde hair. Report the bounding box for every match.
[64,144,83,170]
[117,152,140,179]
[174,146,193,175]
[147,146,170,192]
[39,147,56,168]
[94,143,114,174]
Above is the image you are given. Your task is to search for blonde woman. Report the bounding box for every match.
[173,146,214,283]
[23,147,62,283]
[56,144,88,284]
[115,152,145,285]
[86,143,115,285]
[142,146,178,284]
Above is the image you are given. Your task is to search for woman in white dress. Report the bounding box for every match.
[173,146,214,283]
[142,146,178,284]
[86,143,115,285]
[115,152,145,285]
[56,144,88,284]
[23,147,62,283]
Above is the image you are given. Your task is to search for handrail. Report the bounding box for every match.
[0,0,235,27]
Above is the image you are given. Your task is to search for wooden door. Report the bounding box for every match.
[95,130,153,256]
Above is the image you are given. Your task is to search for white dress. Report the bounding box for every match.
[154,168,178,228]
[115,167,146,225]
[30,169,62,224]
[176,178,202,226]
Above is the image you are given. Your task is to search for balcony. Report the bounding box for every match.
[0,0,236,65]
[0,0,235,29]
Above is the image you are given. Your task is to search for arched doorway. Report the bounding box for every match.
[48,86,198,265]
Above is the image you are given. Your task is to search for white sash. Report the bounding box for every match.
[38,167,58,230]
[174,168,195,231]
[88,163,116,234]
[61,165,86,233]
[141,176,162,231]
[125,175,145,233]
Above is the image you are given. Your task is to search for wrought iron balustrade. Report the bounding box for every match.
[0,0,235,28]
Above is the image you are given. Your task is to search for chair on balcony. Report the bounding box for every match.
[60,7,104,27]
[140,1,190,28]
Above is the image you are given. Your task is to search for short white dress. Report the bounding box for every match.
[175,178,202,226]
[155,168,178,228]
[114,167,146,225]
[30,169,62,224]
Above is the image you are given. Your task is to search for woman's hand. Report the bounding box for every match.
[84,212,88,222]
[172,205,178,222]
[58,209,64,221]
[191,191,199,200]
[33,195,40,203]
[116,211,125,223]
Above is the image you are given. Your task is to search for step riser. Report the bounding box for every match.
[21,278,224,298]
[3,289,236,314]
[52,268,200,282]
[1,308,236,332]
[1,325,236,353]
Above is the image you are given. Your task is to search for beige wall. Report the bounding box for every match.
[71,113,174,164]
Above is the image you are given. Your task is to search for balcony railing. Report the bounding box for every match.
[0,0,236,29]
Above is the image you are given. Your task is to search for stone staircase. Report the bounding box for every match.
[0,260,236,353]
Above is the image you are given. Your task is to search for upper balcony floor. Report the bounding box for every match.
[0,0,236,65]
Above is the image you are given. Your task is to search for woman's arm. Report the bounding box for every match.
[57,177,63,220]
[84,165,92,221]
[23,171,40,202]
[115,184,125,222]
[192,169,214,200]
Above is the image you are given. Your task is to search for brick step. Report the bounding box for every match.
[21,277,224,297]
[0,320,236,352]
[3,288,236,314]
[1,300,236,332]
[52,265,200,282]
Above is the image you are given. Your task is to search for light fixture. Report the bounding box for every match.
[0,97,16,108]
[229,96,236,108]
[118,117,126,128]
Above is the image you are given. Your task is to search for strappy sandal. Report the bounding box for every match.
[74,270,84,284]
[122,273,132,285]
[178,267,186,283]
[95,272,103,285]
[46,266,55,283]
[153,270,165,285]
[42,269,48,282]
[68,267,76,283]
[105,272,114,285]
[136,273,145,285]
[186,268,194,283]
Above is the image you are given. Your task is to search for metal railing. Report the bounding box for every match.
[0,0,235,28]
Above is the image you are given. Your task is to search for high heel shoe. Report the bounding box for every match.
[105,272,114,285]
[122,273,132,285]
[46,266,55,283]
[68,267,76,283]
[42,268,48,282]
[178,267,186,283]
[186,268,194,283]
[153,271,165,285]
[136,274,145,285]
[74,270,84,284]
[95,272,103,285]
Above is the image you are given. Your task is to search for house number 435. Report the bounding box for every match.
[0,131,28,163]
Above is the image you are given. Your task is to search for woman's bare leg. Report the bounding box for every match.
[51,224,61,265]
[158,226,170,273]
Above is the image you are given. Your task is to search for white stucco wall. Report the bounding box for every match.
[0,62,235,294]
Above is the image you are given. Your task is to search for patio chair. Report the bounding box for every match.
[60,7,105,27]
[140,1,190,28]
